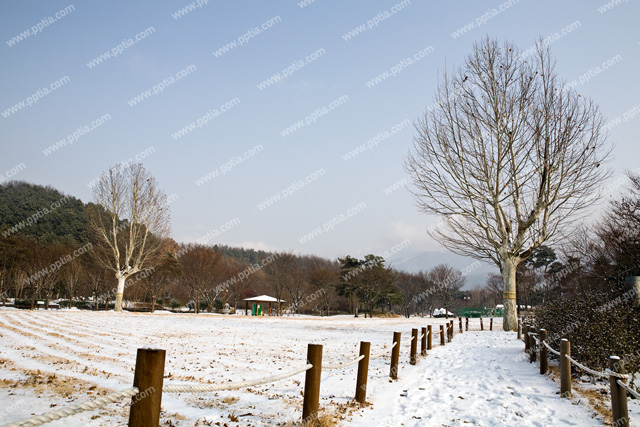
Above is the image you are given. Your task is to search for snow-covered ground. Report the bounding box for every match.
[0,310,637,426]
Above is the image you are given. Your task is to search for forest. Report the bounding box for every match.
[0,176,638,325]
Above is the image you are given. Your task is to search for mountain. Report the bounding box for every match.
[0,181,88,244]
[388,250,499,289]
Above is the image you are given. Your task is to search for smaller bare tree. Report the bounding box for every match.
[89,163,171,312]
[428,264,465,318]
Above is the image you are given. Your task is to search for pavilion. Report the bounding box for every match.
[243,295,285,316]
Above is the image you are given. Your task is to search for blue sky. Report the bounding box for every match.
[1,0,638,264]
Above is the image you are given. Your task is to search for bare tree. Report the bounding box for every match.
[285,260,309,315]
[262,252,296,316]
[141,251,182,313]
[62,256,84,303]
[428,264,465,318]
[89,163,171,312]
[179,244,223,314]
[306,256,339,316]
[405,38,611,330]
[396,271,425,318]
[485,273,503,307]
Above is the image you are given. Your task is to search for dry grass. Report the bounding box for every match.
[284,412,338,427]
[547,364,612,425]
[221,395,239,405]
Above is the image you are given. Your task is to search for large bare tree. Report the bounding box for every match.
[405,38,611,330]
[90,163,170,312]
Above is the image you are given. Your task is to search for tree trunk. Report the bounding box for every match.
[115,276,126,312]
[502,257,518,331]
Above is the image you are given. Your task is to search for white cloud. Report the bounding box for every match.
[236,240,278,252]
[385,220,440,252]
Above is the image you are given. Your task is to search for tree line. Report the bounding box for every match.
[0,169,637,319]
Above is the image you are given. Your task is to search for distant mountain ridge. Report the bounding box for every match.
[388,250,498,289]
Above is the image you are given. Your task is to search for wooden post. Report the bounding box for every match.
[421,327,427,356]
[427,325,433,350]
[390,332,401,379]
[480,317,484,331]
[524,325,530,353]
[459,317,463,333]
[465,317,469,331]
[560,339,571,398]
[517,319,521,340]
[529,332,537,363]
[609,356,629,427]
[302,344,323,420]
[539,329,548,375]
[450,320,454,339]
[410,329,418,365]
[128,348,166,427]
[440,325,445,346]
[490,318,493,331]
[354,341,370,404]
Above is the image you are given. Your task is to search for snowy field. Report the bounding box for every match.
[0,310,637,426]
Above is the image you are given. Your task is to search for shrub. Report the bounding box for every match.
[533,289,639,383]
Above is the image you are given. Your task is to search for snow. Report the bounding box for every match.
[350,332,615,426]
[0,311,637,426]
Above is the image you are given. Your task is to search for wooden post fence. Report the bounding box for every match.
[490,318,493,331]
[390,332,401,379]
[524,325,530,354]
[459,317,463,333]
[427,325,433,350]
[560,339,571,398]
[529,332,537,363]
[465,317,469,331]
[480,317,484,331]
[521,329,634,425]
[517,319,521,340]
[539,329,548,375]
[421,327,427,356]
[440,325,445,346]
[302,344,323,420]
[128,348,166,427]
[609,356,629,427]
[354,341,370,404]
[410,329,418,365]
